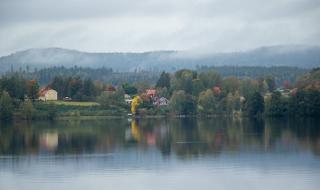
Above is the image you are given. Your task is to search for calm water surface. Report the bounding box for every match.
[0,118,320,190]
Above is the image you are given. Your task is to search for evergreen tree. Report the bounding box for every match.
[267,91,288,116]
[0,74,27,100]
[156,71,171,89]
[27,80,39,100]
[245,92,264,117]
[0,91,14,121]
[122,83,138,95]
[82,78,96,100]
[50,76,65,99]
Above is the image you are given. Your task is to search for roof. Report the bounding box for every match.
[146,89,156,96]
[213,86,221,94]
[39,87,56,96]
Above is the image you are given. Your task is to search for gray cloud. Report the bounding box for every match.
[0,0,320,56]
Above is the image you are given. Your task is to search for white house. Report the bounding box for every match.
[124,94,133,104]
[153,97,169,106]
[39,88,58,101]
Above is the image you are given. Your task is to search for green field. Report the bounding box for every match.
[45,101,100,107]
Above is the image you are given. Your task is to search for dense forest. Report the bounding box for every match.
[13,66,159,86]
[197,66,307,86]
[0,67,319,121]
[4,66,308,86]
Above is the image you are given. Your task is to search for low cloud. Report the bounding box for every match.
[0,0,320,56]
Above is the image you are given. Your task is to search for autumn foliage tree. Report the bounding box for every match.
[131,96,142,114]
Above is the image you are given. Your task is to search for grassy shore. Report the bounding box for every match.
[44,100,100,106]
[56,115,126,120]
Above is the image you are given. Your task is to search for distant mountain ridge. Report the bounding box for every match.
[0,45,319,74]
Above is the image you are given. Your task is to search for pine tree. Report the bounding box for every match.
[246,92,264,117]
[0,91,14,121]
[156,71,171,89]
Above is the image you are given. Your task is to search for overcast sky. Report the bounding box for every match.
[0,0,320,56]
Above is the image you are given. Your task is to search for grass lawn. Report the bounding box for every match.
[45,100,100,106]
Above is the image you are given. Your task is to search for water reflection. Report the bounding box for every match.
[39,131,58,152]
[1,118,320,190]
[0,118,319,157]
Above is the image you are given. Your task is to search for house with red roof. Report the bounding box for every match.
[39,87,58,101]
[146,89,156,97]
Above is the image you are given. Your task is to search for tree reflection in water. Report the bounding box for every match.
[0,118,319,157]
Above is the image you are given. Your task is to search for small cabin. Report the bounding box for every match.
[39,88,58,101]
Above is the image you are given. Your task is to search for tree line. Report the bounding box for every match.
[0,68,319,121]
[152,68,320,117]
[3,65,307,87]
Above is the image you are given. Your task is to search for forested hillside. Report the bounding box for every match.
[0,45,319,74]
[2,66,308,87]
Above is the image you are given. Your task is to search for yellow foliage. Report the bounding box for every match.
[131,96,142,114]
[131,119,141,142]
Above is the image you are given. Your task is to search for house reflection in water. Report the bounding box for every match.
[39,132,59,152]
[126,119,168,146]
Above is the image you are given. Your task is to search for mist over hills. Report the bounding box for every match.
[0,45,319,74]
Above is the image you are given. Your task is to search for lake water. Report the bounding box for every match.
[0,118,320,190]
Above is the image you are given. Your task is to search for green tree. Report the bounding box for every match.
[198,89,216,114]
[0,91,14,121]
[289,89,320,116]
[240,78,259,98]
[122,83,138,95]
[265,76,276,92]
[198,70,221,88]
[97,88,125,108]
[192,79,205,96]
[171,70,195,94]
[20,99,35,120]
[157,87,170,98]
[68,77,82,100]
[134,80,150,94]
[156,71,171,89]
[50,76,65,99]
[0,74,27,100]
[258,78,268,94]
[27,80,39,100]
[82,78,96,100]
[245,92,264,117]
[170,90,196,114]
[267,91,288,116]
[222,77,240,94]
[226,91,241,113]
